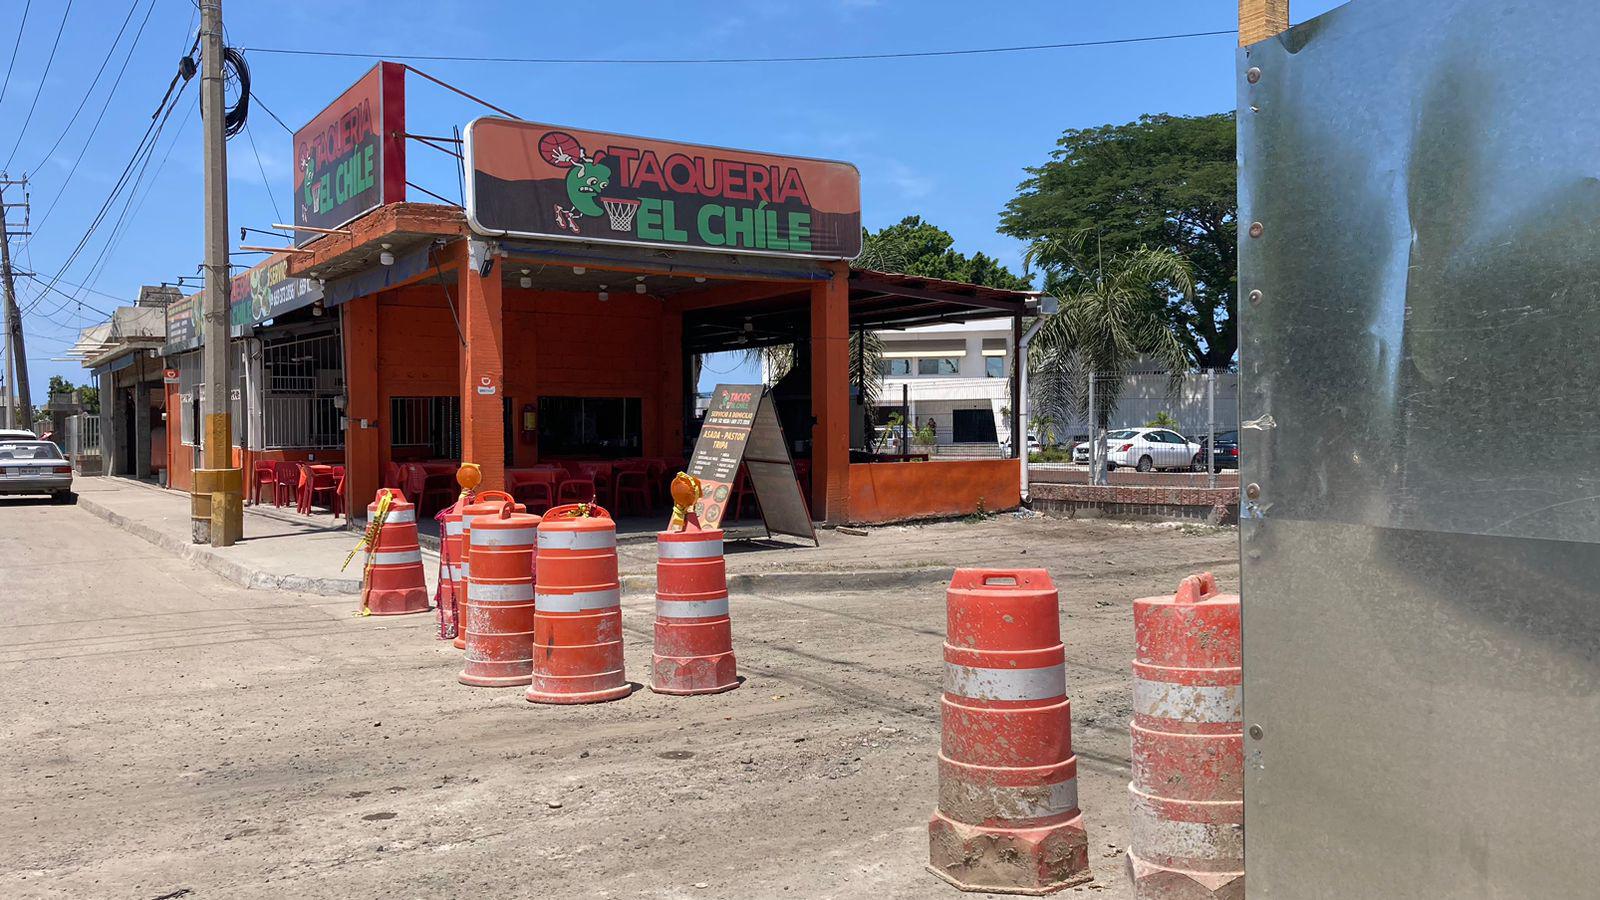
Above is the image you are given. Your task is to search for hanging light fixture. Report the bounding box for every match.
[519,268,532,289]
[598,283,609,302]
[379,242,394,267]
[572,266,586,275]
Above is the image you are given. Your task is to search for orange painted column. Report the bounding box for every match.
[343,295,381,512]
[658,307,685,458]
[810,262,850,524]
[458,240,507,492]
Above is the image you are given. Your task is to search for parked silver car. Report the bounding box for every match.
[0,439,75,502]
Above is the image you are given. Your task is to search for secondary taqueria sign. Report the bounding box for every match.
[293,61,406,245]
[464,117,861,259]
[163,255,324,354]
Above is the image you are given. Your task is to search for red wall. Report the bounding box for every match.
[846,459,1021,524]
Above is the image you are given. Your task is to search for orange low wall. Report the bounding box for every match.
[846,459,1021,525]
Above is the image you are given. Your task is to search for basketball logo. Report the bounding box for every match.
[539,131,583,168]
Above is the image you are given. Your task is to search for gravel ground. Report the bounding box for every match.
[1,497,1239,899]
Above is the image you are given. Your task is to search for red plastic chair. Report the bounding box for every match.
[272,462,299,508]
[383,461,403,491]
[332,466,346,519]
[556,475,597,505]
[614,468,651,516]
[580,463,614,507]
[405,462,455,516]
[298,464,337,515]
[509,470,556,515]
[250,461,276,506]
[730,465,759,521]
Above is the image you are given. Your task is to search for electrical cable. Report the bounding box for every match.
[222,46,249,137]
[248,89,291,133]
[243,121,282,223]
[24,0,161,244]
[238,29,1237,66]
[4,0,73,171]
[27,0,151,178]
[0,0,29,109]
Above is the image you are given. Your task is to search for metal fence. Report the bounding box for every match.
[261,331,343,449]
[390,395,460,459]
[1029,368,1239,487]
[65,412,101,472]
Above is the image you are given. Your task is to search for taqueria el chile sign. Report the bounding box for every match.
[293,62,406,245]
[464,117,861,259]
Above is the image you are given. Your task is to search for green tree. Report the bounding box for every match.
[858,216,1032,290]
[47,375,74,396]
[1001,113,1237,367]
[1025,231,1192,429]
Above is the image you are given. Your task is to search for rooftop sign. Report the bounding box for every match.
[162,256,324,355]
[292,61,406,245]
[463,117,861,260]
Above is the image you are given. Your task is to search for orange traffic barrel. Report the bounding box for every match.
[437,500,467,640]
[652,528,738,695]
[1128,572,1243,900]
[459,502,541,687]
[929,569,1092,894]
[527,503,630,705]
[361,488,430,616]
[453,491,524,650]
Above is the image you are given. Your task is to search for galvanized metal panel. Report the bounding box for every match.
[1238,1,1600,896]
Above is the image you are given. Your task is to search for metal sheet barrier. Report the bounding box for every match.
[1239,1,1600,896]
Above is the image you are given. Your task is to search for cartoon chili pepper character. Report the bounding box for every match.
[538,131,611,234]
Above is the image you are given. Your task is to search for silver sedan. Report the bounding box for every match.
[0,440,75,502]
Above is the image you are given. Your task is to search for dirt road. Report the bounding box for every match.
[1,498,1238,899]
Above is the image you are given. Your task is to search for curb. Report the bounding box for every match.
[78,493,373,596]
[79,492,949,596]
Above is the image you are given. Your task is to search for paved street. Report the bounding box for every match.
[1,498,1238,899]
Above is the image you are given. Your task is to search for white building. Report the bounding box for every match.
[870,321,1014,453]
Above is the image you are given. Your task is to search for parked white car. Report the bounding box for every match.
[1075,428,1201,473]
[0,439,74,502]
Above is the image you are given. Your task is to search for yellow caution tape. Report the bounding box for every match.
[343,491,395,616]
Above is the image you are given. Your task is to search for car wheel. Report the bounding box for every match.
[1192,453,1204,472]
[1136,455,1154,473]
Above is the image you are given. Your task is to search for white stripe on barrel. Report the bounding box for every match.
[372,549,422,566]
[379,507,416,524]
[1130,804,1244,860]
[459,561,470,578]
[538,529,617,551]
[445,520,465,536]
[944,663,1065,701]
[656,597,730,618]
[537,588,621,612]
[471,526,539,546]
[942,776,1079,820]
[658,537,724,559]
[447,564,465,580]
[1132,678,1242,724]
[467,581,536,602]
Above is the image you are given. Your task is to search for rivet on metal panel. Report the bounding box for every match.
[1247,66,1262,84]
[1248,222,1265,239]
[1248,289,1263,305]
[1249,724,1264,740]
[1245,483,1261,500]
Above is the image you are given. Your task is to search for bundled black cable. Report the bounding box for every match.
[222,46,250,138]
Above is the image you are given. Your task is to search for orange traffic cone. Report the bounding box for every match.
[652,528,738,695]
[459,501,540,687]
[526,503,630,705]
[361,489,430,616]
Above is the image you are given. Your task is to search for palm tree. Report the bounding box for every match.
[1024,230,1193,435]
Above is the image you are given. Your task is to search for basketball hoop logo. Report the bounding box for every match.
[538,130,621,235]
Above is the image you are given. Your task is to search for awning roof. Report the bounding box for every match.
[683,268,1043,355]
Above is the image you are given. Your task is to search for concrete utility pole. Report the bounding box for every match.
[1,176,29,431]
[193,0,242,546]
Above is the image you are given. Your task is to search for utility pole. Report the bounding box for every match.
[193,0,242,546]
[1,175,29,431]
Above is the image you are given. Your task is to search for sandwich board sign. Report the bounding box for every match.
[687,384,817,544]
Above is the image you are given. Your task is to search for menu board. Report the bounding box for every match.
[686,384,816,544]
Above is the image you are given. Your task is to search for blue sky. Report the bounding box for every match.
[0,0,1345,394]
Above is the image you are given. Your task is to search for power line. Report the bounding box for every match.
[0,0,29,109]
[28,0,151,177]
[248,89,291,133]
[4,0,73,171]
[25,0,160,245]
[23,271,129,307]
[21,273,114,318]
[237,29,1237,66]
[81,91,195,297]
[243,122,283,223]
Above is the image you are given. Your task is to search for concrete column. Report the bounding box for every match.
[134,376,152,478]
[343,295,381,514]
[109,375,128,476]
[810,263,850,523]
[458,241,506,492]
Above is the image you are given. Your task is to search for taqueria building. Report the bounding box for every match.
[172,64,1046,525]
